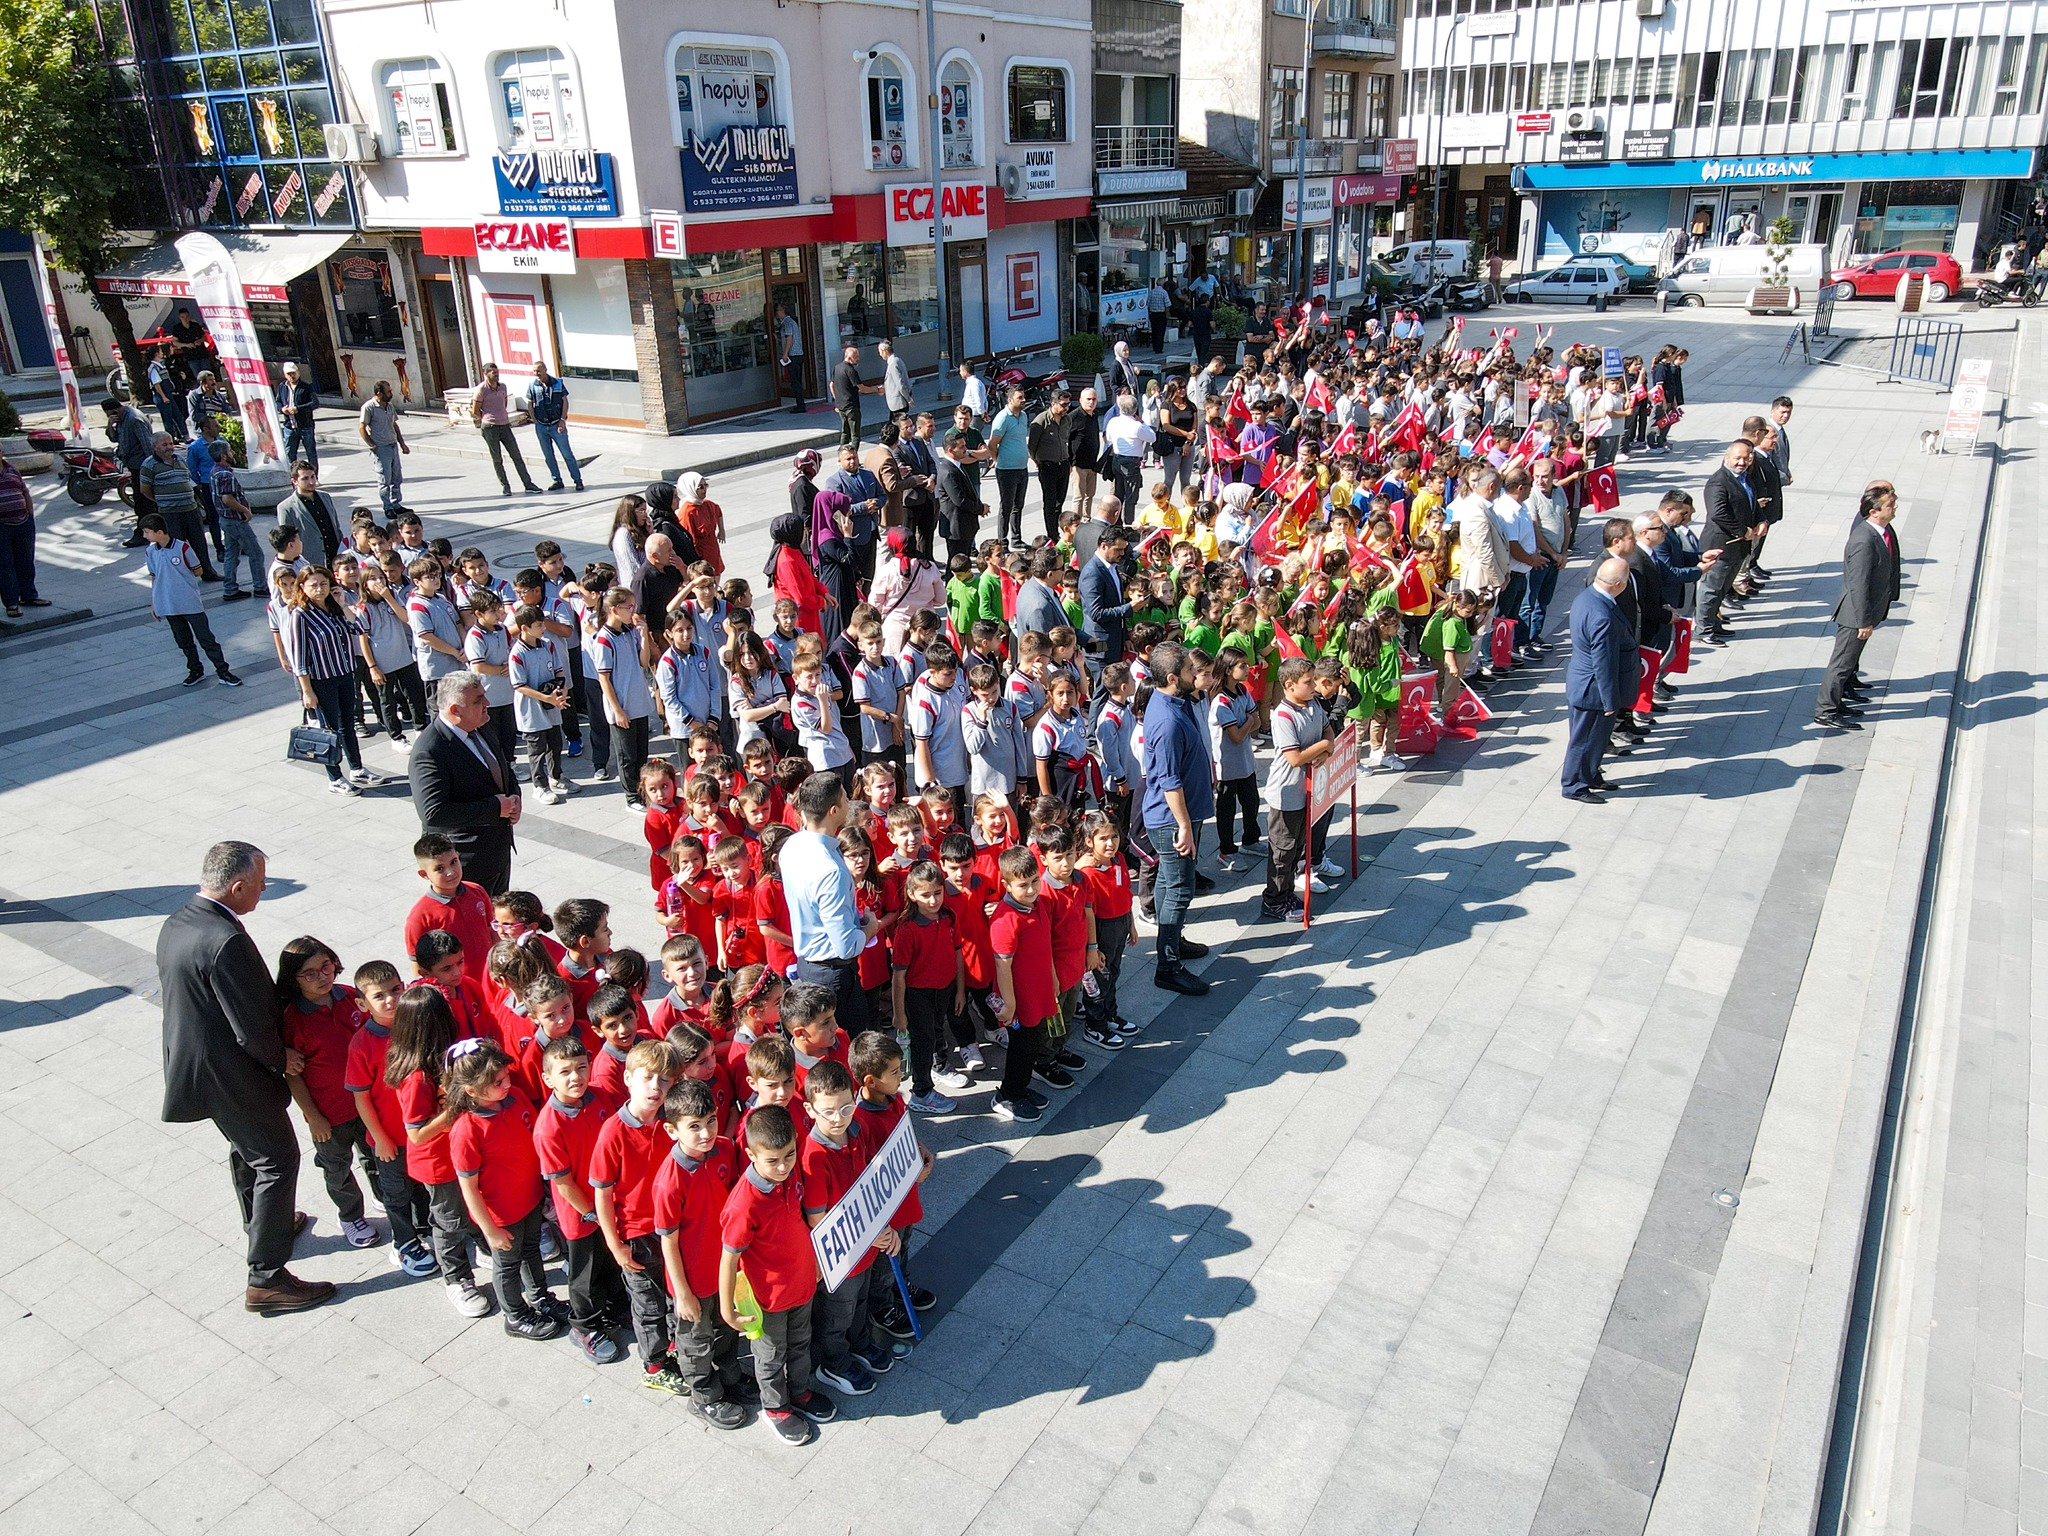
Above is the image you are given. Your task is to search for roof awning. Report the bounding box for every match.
[93,230,351,305]
[1096,198,1182,221]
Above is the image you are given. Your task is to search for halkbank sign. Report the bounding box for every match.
[1514,146,2037,190]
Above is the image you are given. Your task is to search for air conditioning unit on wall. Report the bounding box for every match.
[998,162,1027,198]
[321,123,381,163]
[1637,0,1668,17]
[1563,108,1603,134]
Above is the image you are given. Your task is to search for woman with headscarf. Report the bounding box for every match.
[642,479,698,565]
[789,450,822,553]
[607,495,649,587]
[677,471,725,575]
[810,491,863,652]
[868,525,949,654]
[766,509,833,639]
[1107,337,1141,403]
[1215,481,1258,552]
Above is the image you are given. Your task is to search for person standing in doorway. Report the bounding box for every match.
[158,841,334,1314]
[358,380,409,510]
[471,363,542,496]
[776,301,807,413]
[278,361,319,469]
[832,346,876,449]
[526,362,585,493]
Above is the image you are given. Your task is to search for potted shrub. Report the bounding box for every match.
[1060,331,1105,383]
[1746,216,1802,314]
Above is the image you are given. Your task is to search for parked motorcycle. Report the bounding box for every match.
[1975,273,2042,307]
[986,351,1070,415]
[58,445,134,507]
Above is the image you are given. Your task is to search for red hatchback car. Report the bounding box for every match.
[1829,249,1965,301]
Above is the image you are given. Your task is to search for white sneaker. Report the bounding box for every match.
[1302,872,1333,894]
[935,1065,973,1090]
[342,1217,379,1248]
[1314,859,1343,880]
[328,779,361,797]
[1380,753,1408,771]
[957,1044,985,1072]
[348,768,378,786]
[447,1279,493,1318]
[557,777,577,796]
[389,736,412,755]
[545,787,567,805]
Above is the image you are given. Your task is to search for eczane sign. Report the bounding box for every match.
[885,182,990,247]
[473,218,577,274]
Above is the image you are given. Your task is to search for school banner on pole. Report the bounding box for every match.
[810,1112,920,1292]
[175,233,282,465]
[30,249,84,443]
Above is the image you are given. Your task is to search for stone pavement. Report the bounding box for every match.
[0,301,2022,1535]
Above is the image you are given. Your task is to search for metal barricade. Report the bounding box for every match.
[1811,282,1840,338]
[1885,317,1965,390]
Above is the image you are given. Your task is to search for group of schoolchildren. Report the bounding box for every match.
[269,830,947,1446]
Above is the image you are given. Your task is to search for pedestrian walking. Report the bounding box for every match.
[526,362,584,492]
[358,381,409,510]
[471,363,542,496]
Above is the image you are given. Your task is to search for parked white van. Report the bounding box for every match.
[1382,240,1473,281]
[1658,244,1829,305]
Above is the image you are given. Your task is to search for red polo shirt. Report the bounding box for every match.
[720,1165,818,1312]
[398,1069,455,1185]
[988,894,1058,1028]
[342,1019,401,1148]
[652,1135,741,1299]
[1078,857,1133,921]
[450,1088,544,1227]
[1037,875,1091,992]
[891,910,959,989]
[799,1122,874,1277]
[404,882,495,986]
[854,1091,923,1229]
[587,1102,667,1240]
[945,872,998,988]
[280,985,364,1125]
[532,1091,608,1241]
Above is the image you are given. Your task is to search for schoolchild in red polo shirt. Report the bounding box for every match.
[586,985,641,1109]
[411,930,493,1045]
[642,760,686,898]
[1031,825,1097,1091]
[489,890,566,966]
[720,1105,835,1445]
[1076,810,1139,1049]
[939,832,1002,1073]
[344,960,435,1276]
[484,938,553,1057]
[754,826,798,980]
[384,985,494,1318]
[601,947,656,1039]
[850,1031,938,1342]
[648,935,713,1040]
[446,1038,565,1341]
[709,836,763,971]
[531,1036,625,1362]
[403,834,495,986]
[656,836,721,960]
[738,1031,812,1145]
[551,898,613,1023]
[592,1038,688,1394]
[801,1060,895,1399]
[988,846,1058,1124]
[653,1079,754,1429]
[782,982,849,1098]
[890,864,968,1112]
[510,974,598,1105]
[275,937,379,1249]
[666,1023,735,1132]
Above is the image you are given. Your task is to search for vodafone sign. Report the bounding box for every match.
[884,182,990,248]
[473,218,577,274]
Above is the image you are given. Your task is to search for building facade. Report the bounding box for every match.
[1394,0,2047,274]
[1182,0,1404,301]
[310,0,1092,430]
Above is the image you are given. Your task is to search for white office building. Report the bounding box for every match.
[1394,0,2045,274]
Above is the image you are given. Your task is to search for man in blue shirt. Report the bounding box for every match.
[525,362,584,493]
[987,387,1032,546]
[1139,641,1214,996]
[781,772,874,1032]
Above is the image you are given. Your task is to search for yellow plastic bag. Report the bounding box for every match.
[732,1273,765,1340]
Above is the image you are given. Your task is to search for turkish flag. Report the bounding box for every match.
[1206,426,1240,464]
[1490,616,1516,670]
[1390,402,1428,453]
[1635,649,1662,713]
[1586,464,1621,512]
[1502,326,1518,340]
[1439,681,1492,741]
[1272,623,1306,661]
[1304,375,1334,414]
[1343,328,1356,343]
[1396,671,1440,756]
[1669,617,1692,674]
[1261,452,1294,489]
[1326,420,1358,458]
[1394,556,1430,611]
[1226,387,1253,425]
[1471,426,1496,458]
[1251,479,1317,561]
[1136,525,1173,558]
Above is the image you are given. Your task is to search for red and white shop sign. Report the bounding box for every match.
[884,182,989,248]
[484,293,545,370]
[648,209,686,260]
[472,218,577,274]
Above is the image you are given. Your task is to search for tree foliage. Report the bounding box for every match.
[0,0,150,386]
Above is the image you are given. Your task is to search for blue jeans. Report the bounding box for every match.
[533,420,582,488]
[285,420,317,469]
[220,518,265,596]
[372,441,403,508]
[1149,821,1201,929]
[1521,562,1560,644]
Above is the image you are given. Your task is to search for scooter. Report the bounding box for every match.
[58,444,134,507]
[1975,273,2042,307]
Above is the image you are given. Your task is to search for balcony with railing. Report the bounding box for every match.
[1313,10,1399,58]
[1094,124,1179,171]
[1270,137,1347,175]
[1355,137,1384,170]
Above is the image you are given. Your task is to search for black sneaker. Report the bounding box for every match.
[768,1409,815,1445]
[217,672,242,688]
[854,1343,895,1375]
[991,1096,1043,1123]
[1054,1048,1086,1071]
[1178,938,1211,959]
[872,1309,919,1342]
[1034,1063,1076,1090]
[690,1396,747,1430]
[1021,1087,1049,1109]
[792,1388,837,1424]
[504,1310,564,1342]
[182,670,206,688]
[1084,1025,1129,1051]
[907,1284,937,1313]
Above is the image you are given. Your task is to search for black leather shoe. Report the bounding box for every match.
[1177,938,1210,959]
[1814,713,1863,731]
[1563,789,1608,804]
[1153,966,1210,996]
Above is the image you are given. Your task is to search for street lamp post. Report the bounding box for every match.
[1428,13,1466,253]
[1289,0,1322,301]
[926,0,954,401]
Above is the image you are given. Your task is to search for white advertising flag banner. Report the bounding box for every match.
[29,249,84,442]
[175,232,282,465]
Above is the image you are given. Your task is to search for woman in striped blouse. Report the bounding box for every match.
[290,566,372,795]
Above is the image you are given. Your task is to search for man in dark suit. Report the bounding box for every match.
[1698,439,1766,642]
[158,841,334,1313]
[1562,558,1633,802]
[1012,546,1067,643]
[894,411,940,561]
[1732,415,1783,597]
[936,429,982,566]
[1817,487,1898,730]
[1079,522,1135,662]
[408,671,522,896]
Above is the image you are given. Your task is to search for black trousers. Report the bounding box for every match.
[310,1113,374,1222]
[485,1204,552,1322]
[484,702,518,769]
[1037,464,1071,541]
[902,984,951,1096]
[1265,805,1307,908]
[812,1263,874,1375]
[678,1288,748,1402]
[307,672,364,780]
[581,668,612,770]
[166,612,230,677]
[794,956,869,1035]
[563,1230,624,1330]
[1084,912,1130,1027]
[212,1101,303,1287]
[997,1019,1046,1102]
[752,1301,815,1413]
[622,1231,672,1365]
[481,423,539,492]
[377,660,429,737]
[614,715,651,803]
[1820,624,1869,714]
[994,468,1029,545]
[427,1177,479,1285]
[524,726,564,791]
[839,404,863,449]
[1215,774,1261,855]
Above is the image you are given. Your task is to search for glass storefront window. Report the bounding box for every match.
[671,250,776,418]
[328,249,402,348]
[1854,178,1964,253]
[1099,217,1154,294]
[889,246,939,338]
[821,243,888,363]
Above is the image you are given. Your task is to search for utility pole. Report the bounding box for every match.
[926,0,954,401]
[1290,0,1320,301]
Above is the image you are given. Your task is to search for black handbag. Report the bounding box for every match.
[287,711,340,767]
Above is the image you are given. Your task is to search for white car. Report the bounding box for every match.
[1505,263,1626,305]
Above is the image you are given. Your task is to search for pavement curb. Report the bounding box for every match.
[0,605,95,640]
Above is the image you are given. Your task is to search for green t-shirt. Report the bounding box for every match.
[1063,595,1085,629]
[1183,620,1221,656]
[1420,610,1473,663]
[977,568,1004,623]
[946,575,980,637]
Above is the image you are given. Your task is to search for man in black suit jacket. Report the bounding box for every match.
[936,429,982,566]
[158,841,334,1313]
[408,671,522,896]
[1079,522,1135,662]
[1734,415,1783,592]
[1817,488,1898,729]
[1698,440,1766,641]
